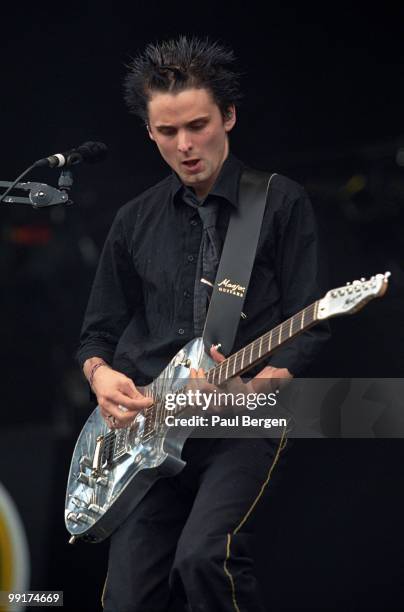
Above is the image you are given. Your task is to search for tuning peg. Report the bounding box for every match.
[346,282,351,285]
[384,271,391,279]
[360,277,366,282]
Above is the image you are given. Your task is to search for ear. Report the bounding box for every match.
[146,123,155,141]
[224,105,236,133]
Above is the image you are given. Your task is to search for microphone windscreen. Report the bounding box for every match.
[77,141,108,164]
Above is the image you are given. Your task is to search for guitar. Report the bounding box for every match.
[65,272,390,543]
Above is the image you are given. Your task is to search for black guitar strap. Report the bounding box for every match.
[202,168,277,355]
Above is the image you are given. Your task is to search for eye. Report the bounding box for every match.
[189,122,206,131]
[158,127,177,137]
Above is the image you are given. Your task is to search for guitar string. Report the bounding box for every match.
[106,301,318,448]
[139,301,318,440]
[207,301,318,386]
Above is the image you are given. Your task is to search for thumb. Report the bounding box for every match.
[209,343,226,364]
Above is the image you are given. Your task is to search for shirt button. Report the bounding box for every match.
[187,255,195,263]
[183,290,191,298]
[178,328,185,335]
[190,219,198,226]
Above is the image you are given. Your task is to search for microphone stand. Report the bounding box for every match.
[0,169,75,209]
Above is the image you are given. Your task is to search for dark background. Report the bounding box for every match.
[0,2,403,611]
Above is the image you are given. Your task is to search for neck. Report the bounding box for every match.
[205,300,320,386]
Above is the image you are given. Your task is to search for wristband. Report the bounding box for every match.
[89,362,109,390]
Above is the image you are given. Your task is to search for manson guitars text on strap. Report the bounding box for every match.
[202,168,277,356]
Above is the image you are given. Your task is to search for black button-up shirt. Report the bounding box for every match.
[77,154,330,384]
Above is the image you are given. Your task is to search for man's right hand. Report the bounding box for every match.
[85,359,153,429]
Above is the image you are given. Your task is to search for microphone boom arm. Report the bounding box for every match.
[0,180,72,208]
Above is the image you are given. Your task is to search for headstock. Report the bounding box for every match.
[317,272,390,319]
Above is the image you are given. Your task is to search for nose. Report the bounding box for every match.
[177,129,193,154]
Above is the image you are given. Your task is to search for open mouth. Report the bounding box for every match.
[182,159,201,171]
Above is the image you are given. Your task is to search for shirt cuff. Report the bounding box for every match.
[75,344,115,371]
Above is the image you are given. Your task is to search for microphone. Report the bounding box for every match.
[34,141,108,168]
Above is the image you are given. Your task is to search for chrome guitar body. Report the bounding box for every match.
[65,337,213,543]
[65,273,390,543]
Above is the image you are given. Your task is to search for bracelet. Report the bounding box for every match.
[89,362,109,390]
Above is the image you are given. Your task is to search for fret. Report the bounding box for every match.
[268,329,273,352]
[240,348,245,371]
[216,364,222,386]
[310,305,315,324]
[160,394,167,424]
[141,405,157,442]
[196,299,319,389]
[278,323,284,345]
[222,362,226,386]
[157,393,164,425]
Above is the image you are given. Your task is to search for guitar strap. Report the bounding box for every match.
[202,168,277,355]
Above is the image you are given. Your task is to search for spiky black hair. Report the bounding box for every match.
[123,35,243,123]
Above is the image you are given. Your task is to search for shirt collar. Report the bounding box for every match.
[171,153,244,208]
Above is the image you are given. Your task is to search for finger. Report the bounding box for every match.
[99,404,119,429]
[186,368,212,397]
[209,344,226,363]
[248,377,271,394]
[104,414,119,429]
[99,401,139,428]
[225,375,249,394]
[104,413,134,429]
[119,379,154,405]
[110,391,153,411]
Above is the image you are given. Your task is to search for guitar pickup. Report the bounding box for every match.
[67,512,79,523]
[77,513,93,524]
[88,504,103,515]
[79,455,92,470]
[96,476,108,487]
[77,472,91,486]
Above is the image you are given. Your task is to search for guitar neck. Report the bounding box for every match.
[205,300,320,385]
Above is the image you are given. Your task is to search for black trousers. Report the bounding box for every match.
[102,433,288,612]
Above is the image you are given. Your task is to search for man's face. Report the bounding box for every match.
[147,87,236,199]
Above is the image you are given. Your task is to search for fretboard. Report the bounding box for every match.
[205,300,319,386]
[130,299,322,436]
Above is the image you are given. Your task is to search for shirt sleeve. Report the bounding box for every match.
[265,189,331,376]
[76,209,142,370]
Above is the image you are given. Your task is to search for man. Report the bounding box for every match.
[77,36,330,612]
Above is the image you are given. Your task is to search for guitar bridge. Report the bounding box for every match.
[90,434,113,477]
[91,423,141,477]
